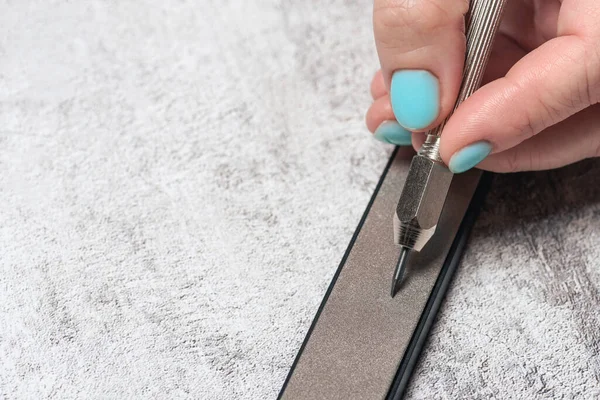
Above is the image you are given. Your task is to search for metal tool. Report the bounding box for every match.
[391,0,508,297]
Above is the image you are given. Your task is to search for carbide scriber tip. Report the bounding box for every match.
[391,247,410,298]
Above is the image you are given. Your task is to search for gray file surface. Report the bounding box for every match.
[280,148,482,399]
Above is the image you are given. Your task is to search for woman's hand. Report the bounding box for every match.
[366,0,600,173]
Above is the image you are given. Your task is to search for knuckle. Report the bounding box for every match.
[562,35,600,106]
[536,98,564,131]
[564,37,600,106]
[504,79,548,141]
[510,108,538,143]
[502,148,522,173]
[584,42,600,105]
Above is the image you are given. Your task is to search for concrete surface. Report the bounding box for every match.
[1,1,599,398]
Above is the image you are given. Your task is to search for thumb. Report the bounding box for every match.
[373,0,469,131]
[440,35,599,173]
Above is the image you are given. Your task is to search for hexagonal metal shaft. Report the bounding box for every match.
[393,152,453,252]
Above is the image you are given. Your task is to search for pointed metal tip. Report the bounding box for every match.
[391,247,410,298]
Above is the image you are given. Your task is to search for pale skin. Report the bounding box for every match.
[366,0,600,172]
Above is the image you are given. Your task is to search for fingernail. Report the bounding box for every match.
[373,121,412,146]
[449,141,493,173]
[390,70,440,130]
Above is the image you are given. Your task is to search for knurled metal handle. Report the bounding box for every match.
[420,0,508,161]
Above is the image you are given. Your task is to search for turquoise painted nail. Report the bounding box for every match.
[373,121,412,146]
[390,70,440,130]
[449,141,493,173]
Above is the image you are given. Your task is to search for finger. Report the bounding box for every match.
[365,94,395,133]
[373,0,469,131]
[365,94,414,146]
[370,70,387,100]
[478,104,600,172]
[441,34,600,173]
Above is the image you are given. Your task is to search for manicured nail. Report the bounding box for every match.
[449,141,493,173]
[373,121,412,146]
[390,70,440,130]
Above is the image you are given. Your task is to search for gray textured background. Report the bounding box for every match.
[1,1,599,399]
